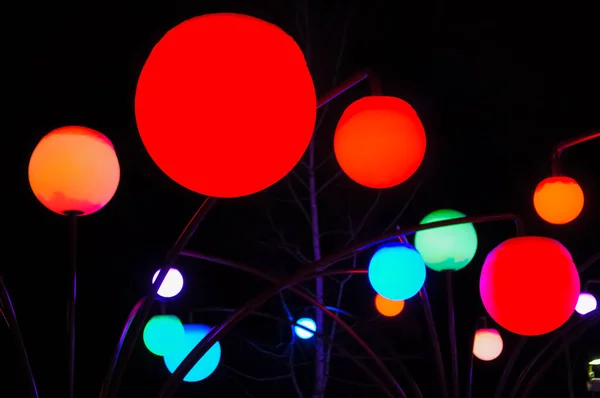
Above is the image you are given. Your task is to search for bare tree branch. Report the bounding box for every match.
[328,376,377,388]
[290,344,304,398]
[280,292,293,321]
[319,230,350,239]
[287,178,312,226]
[324,254,357,378]
[344,190,383,247]
[382,178,424,233]
[291,170,309,190]
[265,209,311,264]
[246,340,289,362]
[224,364,292,382]
[316,170,344,196]
[315,152,334,171]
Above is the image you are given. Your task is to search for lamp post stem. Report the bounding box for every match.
[446,271,459,398]
[66,211,79,398]
[466,323,477,398]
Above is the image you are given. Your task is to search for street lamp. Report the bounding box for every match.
[533,131,599,224]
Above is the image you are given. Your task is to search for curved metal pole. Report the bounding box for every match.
[419,287,448,398]
[579,251,600,274]
[495,337,527,398]
[99,298,145,397]
[551,131,600,175]
[104,196,217,398]
[0,276,39,398]
[161,213,522,396]
[497,253,596,398]
[445,272,459,398]
[521,313,600,397]
[510,313,600,397]
[183,250,422,397]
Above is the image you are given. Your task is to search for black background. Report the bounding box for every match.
[3,0,599,397]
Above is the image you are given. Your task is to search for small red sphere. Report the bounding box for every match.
[334,96,426,189]
[479,237,580,336]
[135,13,316,198]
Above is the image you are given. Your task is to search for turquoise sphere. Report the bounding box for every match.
[414,209,478,271]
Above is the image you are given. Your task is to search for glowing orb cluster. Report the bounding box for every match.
[480,237,580,336]
[575,292,597,315]
[533,176,584,224]
[368,242,426,301]
[414,209,478,272]
[143,315,185,356]
[334,96,426,189]
[294,317,317,340]
[375,294,405,317]
[473,328,503,361]
[164,324,222,382]
[152,268,184,298]
[28,126,120,216]
[135,13,316,198]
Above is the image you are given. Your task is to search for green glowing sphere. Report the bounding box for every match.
[414,209,478,271]
[143,315,185,356]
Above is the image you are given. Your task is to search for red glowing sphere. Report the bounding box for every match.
[533,176,584,224]
[479,237,580,336]
[135,13,316,198]
[334,96,426,189]
[28,126,120,216]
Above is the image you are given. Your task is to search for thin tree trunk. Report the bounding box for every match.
[308,139,326,398]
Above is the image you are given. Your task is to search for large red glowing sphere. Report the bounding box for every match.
[334,96,426,189]
[135,13,316,198]
[533,176,584,224]
[28,126,120,216]
[479,237,580,336]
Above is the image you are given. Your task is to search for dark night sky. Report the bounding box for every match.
[3,0,600,397]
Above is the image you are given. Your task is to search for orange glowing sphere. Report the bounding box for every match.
[334,96,426,189]
[375,294,405,317]
[135,13,316,198]
[473,328,503,361]
[533,176,584,224]
[479,237,580,336]
[28,126,120,216]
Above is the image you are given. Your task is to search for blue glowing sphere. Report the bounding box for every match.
[368,242,426,301]
[163,324,221,382]
[294,317,317,339]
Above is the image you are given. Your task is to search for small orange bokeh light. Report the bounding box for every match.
[533,176,584,225]
[28,126,120,216]
[375,294,405,317]
[334,96,426,189]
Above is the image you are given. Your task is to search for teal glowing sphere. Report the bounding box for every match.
[368,242,426,301]
[164,324,221,382]
[414,209,478,272]
[143,315,185,356]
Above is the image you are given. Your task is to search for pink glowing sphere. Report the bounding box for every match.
[575,292,597,315]
[473,328,503,361]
